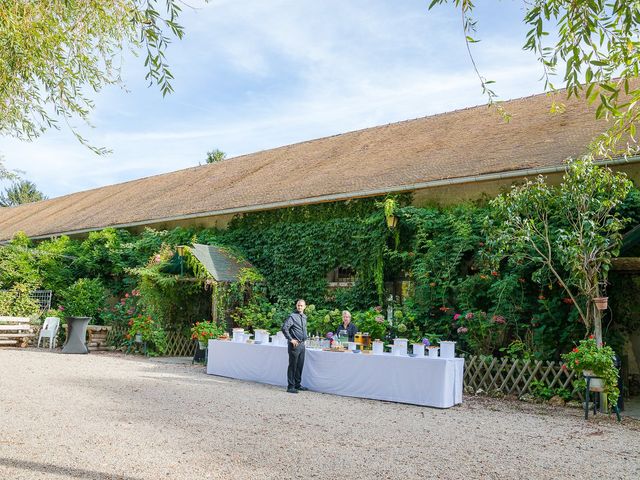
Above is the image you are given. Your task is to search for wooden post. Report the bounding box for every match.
[211,282,218,324]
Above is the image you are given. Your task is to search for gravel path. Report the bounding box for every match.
[1,348,638,480]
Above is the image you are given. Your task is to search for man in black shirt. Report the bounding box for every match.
[337,310,358,342]
[281,299,308,393]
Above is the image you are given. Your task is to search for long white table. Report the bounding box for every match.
[206,340,464,408]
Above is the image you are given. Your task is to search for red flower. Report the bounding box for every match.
[491,271,499,276]
[538,295,546,300]
[572,347,579,353]
[575,360,579,365]
[589,334,594,339]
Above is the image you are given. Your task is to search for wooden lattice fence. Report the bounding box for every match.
[106,325,196,357]
[464,355,582,400]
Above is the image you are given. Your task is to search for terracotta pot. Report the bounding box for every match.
[593,297,608,310]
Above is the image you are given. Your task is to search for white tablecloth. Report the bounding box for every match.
[207,340,464,408]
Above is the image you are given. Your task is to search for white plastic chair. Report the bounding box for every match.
[38,317,60,349]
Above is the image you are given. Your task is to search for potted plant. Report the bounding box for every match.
[126,314,167,356]
[561,336,619,406]
[191,321,225,349]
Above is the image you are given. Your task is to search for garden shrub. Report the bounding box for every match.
[0,283,41,317]
[59,278,107,319]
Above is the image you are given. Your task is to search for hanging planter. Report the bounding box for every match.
[593,297,608,310]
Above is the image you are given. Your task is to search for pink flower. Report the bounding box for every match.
[453,313,461,321]
[457,327,468,334]
[465,312,474,320]
[492,315,506,324]
[125,293,130,298]
[58,306,65,311]
[375,315,385,323]
[374,306,383,313]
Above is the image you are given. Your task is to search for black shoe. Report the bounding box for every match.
[296,386,308,391]
[286,387,298,394]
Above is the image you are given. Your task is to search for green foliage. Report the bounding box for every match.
[59,278,107,319]
[562,337,620,405]
[231,299,283,334]
[0,233,42,289]
[0,0,187,151]
[452,311,508,356]
[352,308,390,340]
[489,159,632,340]
[0,284,40,317]
[205,149,226,164]
[0,180,46,206]
[225,197,394,306]
[133,244,210,331]
[529,380,572,402]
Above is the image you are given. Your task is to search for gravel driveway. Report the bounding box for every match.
[1,348,638,479]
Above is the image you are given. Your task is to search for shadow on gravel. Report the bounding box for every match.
[0,457,145,480]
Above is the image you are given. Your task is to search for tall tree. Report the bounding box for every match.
[205,149,227,164]
[429,0,640,156]
[0,180,47,207]
[0,1,190,153]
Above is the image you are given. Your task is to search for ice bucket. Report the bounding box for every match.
[232,328,245,343]
[393,338,408,356]
[412,344,424,356]
[439,341,456,358]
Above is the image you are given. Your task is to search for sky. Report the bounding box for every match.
[0,0,550,199]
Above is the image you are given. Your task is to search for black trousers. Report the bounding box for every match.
[287,342,305,389]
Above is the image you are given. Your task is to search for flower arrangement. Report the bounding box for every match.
[561,336,619,405]
[190,321,225,343]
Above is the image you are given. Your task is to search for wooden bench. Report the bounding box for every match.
[0,316,34,347]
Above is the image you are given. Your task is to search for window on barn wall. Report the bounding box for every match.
[326,266,356,288]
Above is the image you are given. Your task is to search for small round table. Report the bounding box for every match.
[62,317,91,354]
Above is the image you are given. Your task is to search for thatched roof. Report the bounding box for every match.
[0,88,616,241]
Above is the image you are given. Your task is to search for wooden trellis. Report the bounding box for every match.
[164,331,196,357]
[106,325,195,357]
[463,355,582,399]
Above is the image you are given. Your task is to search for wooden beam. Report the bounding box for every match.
[611,257,640,271]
